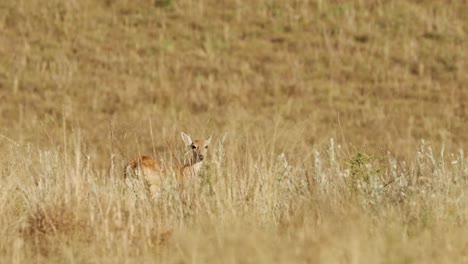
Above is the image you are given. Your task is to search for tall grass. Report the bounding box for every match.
[0,130,466,263]
[0,0,467,262]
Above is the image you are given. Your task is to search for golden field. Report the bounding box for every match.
[0,0,467,263]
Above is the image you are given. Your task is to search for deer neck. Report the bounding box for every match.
[181,161,203,181]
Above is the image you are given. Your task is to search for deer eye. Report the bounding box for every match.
[191,145,197,149]
[205,145,208,149]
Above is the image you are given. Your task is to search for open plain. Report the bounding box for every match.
[0,0,467,263]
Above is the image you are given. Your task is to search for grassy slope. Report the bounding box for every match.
[0,0,467,263]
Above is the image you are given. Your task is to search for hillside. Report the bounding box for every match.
[0,1,467,263]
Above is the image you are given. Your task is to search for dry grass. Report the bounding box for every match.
[0,0,467,263]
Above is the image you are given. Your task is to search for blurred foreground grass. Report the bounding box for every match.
[0,0,467,263]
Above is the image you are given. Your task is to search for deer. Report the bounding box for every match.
[124,132,212,197]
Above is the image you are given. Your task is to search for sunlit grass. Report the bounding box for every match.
[0,0,466,263]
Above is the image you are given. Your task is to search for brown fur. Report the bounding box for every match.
[124,132,212,195]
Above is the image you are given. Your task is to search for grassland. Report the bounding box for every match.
[0,0,467,263]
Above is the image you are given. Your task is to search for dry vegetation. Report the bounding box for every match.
[0,0,467,263]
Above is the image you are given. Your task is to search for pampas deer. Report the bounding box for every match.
[124,132,212,197]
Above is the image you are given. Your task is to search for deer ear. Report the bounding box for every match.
[206,133,213,145]
[180,132,193,146]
